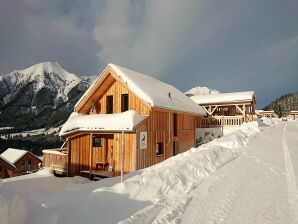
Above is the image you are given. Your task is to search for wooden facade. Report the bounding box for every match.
[290,111,298,120]
[256,110,277,118]
[44,65,203,177]
[0,150,42,178]
[60,105,199,176]
[0,157,15,178]
[13,153,41,176]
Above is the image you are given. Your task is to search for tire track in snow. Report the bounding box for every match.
[282,125,298,224]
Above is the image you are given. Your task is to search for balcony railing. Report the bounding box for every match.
[202,116,244,128]
[42,148,68,174]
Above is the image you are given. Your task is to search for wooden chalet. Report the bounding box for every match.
[43,64,206,178]
[290,111,298,120]
[190,91,256,127]
[255,110,277,118]
[0,148,42,178]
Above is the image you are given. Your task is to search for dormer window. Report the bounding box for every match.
[121,94,129,112]
[106,95,113,114]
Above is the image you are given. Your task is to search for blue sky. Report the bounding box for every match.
[0,0,297,108]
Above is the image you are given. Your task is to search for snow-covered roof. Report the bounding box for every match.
[256,110,275,113]
[185,86,220,96]
[59,110,148,136]
[190,91,255,105]
[1,148,28,164]
[75,64,206,115]
[0,148,41,165]
[0,155,16,169]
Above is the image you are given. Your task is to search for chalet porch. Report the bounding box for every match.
[43,132,126,178]
[43,147,116,178]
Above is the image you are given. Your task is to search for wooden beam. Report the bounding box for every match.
[235,105,244,114]
[210,106,218,116]
[89,134,93,178]
[202,106,212,116]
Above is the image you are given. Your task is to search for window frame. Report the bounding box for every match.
[20,160,25,173]
[27,159,32,171]
[93,135,102,147]
[156,142,164,156]
[173,113,178,137]
[106,95,113,114]
[121,93,129,112]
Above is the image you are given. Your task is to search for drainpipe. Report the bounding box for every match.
[121,131,124,183]
[167,112,171,144]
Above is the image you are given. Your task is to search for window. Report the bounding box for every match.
[121,94,129,112]
[21,160,25,173]
[173,113,178,136]
[0,165,2,172]
[156,142,164,156]
[106,95,113,114]
[93,136,102,147]
[27,160,32,171]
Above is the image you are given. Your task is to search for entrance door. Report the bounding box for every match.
[92,134,114,171]
[105,135,114,165]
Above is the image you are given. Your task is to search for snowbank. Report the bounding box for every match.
[95,122,260,223]
[260,117,281,126]
[196,127,222,145]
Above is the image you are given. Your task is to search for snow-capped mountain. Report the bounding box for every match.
[185,86,220,96]
[0,62,96,130]
[0,62,82,107]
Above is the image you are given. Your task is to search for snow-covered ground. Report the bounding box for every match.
[0,127,59,139]
[0,119,298,224]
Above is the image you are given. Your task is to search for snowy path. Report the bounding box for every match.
[283,124,298,224]
[182,122,298,224]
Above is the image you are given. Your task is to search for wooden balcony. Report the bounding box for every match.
[202,115,244,128]
[42,148,68,175]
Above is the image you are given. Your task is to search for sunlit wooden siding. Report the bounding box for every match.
[77,71,150,115]
[66,69,203,177]
[136,108,197,170]
[68,132,136,176]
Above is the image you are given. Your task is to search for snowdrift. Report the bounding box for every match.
[95,121,260,223]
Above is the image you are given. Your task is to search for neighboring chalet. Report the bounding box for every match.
[255,110,277,118]
[43,64,206,178]
[190,91,256,127]
[290,111,298,120]
[0,148,42,178]
[0,155,15,178]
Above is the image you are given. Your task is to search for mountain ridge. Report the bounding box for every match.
[0,62,96,131]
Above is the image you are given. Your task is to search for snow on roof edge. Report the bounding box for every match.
[59,110,148,137]
[1,148,42,165]
[190,91,255,105]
